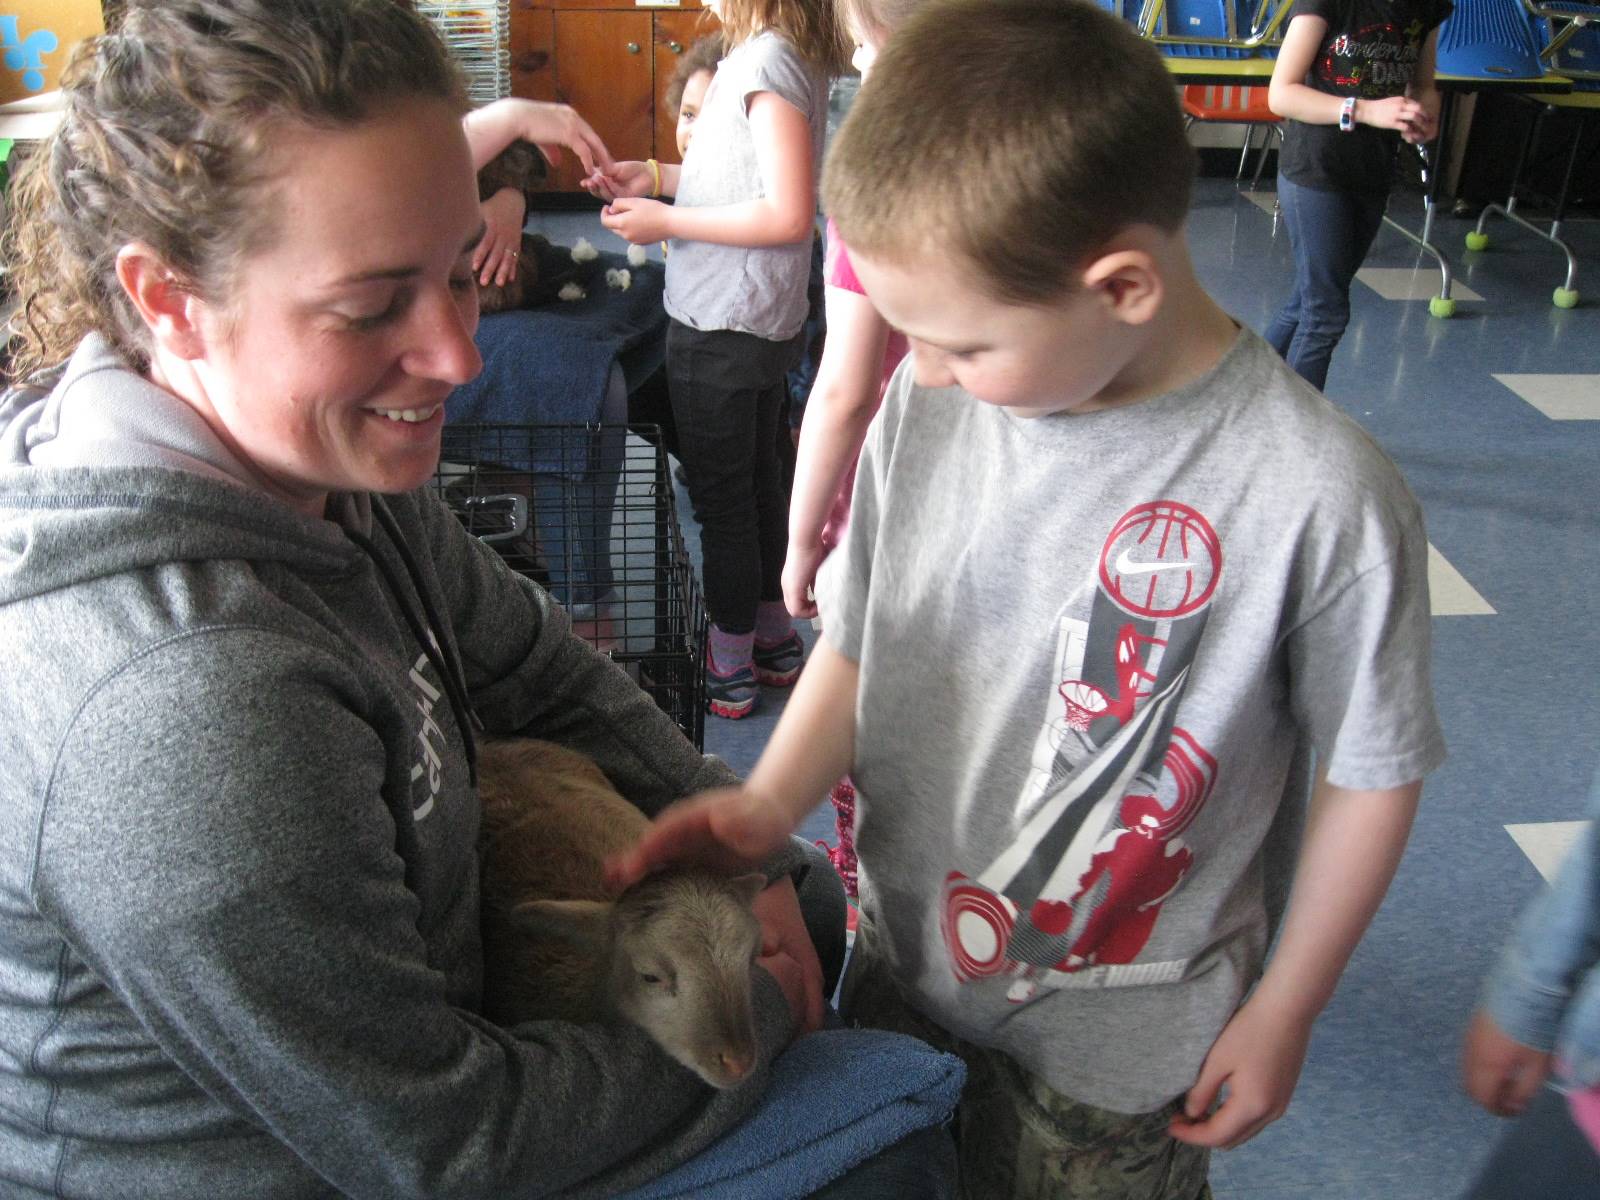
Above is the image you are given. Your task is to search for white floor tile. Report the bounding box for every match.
[1492,373,1600,420]
[1355,267,1484,303]
[1428,544,1496,616]
[1506,820,1591,882]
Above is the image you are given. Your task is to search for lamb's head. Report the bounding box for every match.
[513,871,767,1089]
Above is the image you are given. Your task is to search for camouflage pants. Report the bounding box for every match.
[839,920,1212,1200]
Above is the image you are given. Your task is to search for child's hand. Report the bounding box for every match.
[605,785,795,891]
[600,197,673,245]
[1169,991,1313,1149]
[1461,1008,1552,1117]
[781,541,826,618]
[584,160,657,203]
[474,187,527,287]
[1356,95,1430,138]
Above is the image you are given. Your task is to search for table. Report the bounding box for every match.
[1163,58,1576,315]
[1463,87,1600,308]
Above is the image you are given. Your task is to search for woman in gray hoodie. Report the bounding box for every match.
[0,2,861,1195]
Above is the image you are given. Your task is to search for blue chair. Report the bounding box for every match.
[1536,5,1600,87]
[1435,0,1546,79]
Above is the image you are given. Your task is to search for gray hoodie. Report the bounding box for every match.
[0,336,803,1199]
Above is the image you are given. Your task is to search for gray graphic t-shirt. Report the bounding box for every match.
[817,327,1445,1113]
[664,31,827,340]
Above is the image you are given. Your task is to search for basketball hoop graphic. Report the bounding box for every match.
[1098,501,1222,620]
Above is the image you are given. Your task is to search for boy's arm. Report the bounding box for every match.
[1170,769,1421,1149]
[609,636,858,885]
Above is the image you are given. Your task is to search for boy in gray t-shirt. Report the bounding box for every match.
[612,1,1444,1195]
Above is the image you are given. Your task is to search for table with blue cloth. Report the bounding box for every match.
[444,248,667,610]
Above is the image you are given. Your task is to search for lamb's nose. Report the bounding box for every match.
[717,1050,753,1083]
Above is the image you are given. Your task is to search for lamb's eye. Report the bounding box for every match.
[639,971,663,985]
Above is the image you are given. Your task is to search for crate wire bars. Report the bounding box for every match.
[416,2,511,103]
[435,425,708,750]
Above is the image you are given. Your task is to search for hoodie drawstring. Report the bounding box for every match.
[346,499,482,787]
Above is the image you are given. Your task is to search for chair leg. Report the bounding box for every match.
[1236,124,1256,181]
[1251,126,1281,190]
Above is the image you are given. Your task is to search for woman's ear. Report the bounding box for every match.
[114,243,211,360]
[1082,247,1164,327]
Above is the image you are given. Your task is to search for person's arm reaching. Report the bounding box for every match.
[462,96,613,178]
[598,92,815,248]
[609,636,859,887]
[1170,769,1421,1149]
[783,284,890,617]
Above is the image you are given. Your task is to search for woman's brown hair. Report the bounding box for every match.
[3,0,466,382]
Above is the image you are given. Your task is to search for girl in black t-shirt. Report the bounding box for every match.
[1262,0,1453,390]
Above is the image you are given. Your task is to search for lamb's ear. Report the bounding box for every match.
[726,874,768,909]
[510,899,613,948]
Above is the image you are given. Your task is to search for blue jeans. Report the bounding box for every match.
[1462,1082,1600,1198]
[1263,174,1387,392]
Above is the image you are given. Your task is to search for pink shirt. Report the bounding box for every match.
[820,219,909,552]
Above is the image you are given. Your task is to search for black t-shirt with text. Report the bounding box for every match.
[1277,0,1454,195]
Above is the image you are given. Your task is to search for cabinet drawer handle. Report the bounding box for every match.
[626,41,641,53]
[669,40,684,53]
[516,50,550,71]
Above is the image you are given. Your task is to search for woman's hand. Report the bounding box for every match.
[600,197,674,246]
[1169,990,1314,1150]
[464,98,613,177]
[474,187,527,287]
[1462,1008,1553,1117]
[751,877,826,1035]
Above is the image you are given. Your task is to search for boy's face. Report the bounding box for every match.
[851,249,1128,417]
[675,68,714,158]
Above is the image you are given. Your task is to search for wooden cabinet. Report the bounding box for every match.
[510,0,715,193]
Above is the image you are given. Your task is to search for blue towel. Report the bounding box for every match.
[445,251,666,476]
[618,1028,966,1200]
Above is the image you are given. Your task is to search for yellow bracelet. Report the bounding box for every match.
[646,157,662,198]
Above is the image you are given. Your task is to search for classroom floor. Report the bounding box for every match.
[528,169,1600,1197]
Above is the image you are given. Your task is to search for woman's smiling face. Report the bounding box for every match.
[178,96,485,516]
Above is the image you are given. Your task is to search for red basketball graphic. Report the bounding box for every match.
[941,872,1017,982]
[1098,501,1222,619]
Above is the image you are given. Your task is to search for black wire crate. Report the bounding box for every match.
[434,423,707,750]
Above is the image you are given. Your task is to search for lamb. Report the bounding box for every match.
[476,737,767,1090]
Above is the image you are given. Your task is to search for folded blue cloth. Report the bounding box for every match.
[445,250,666,476]
[618,1028,966,1200]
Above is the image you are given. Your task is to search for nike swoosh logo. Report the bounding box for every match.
[1114,547,1197,576]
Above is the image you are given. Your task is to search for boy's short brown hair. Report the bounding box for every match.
[822,0,1196,304]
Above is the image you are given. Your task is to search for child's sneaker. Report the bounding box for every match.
[753,631,805,687]
[706,654,759,719]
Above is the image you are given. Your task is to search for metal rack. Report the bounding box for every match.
[435,424,708,750]
[416,1,511,103]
